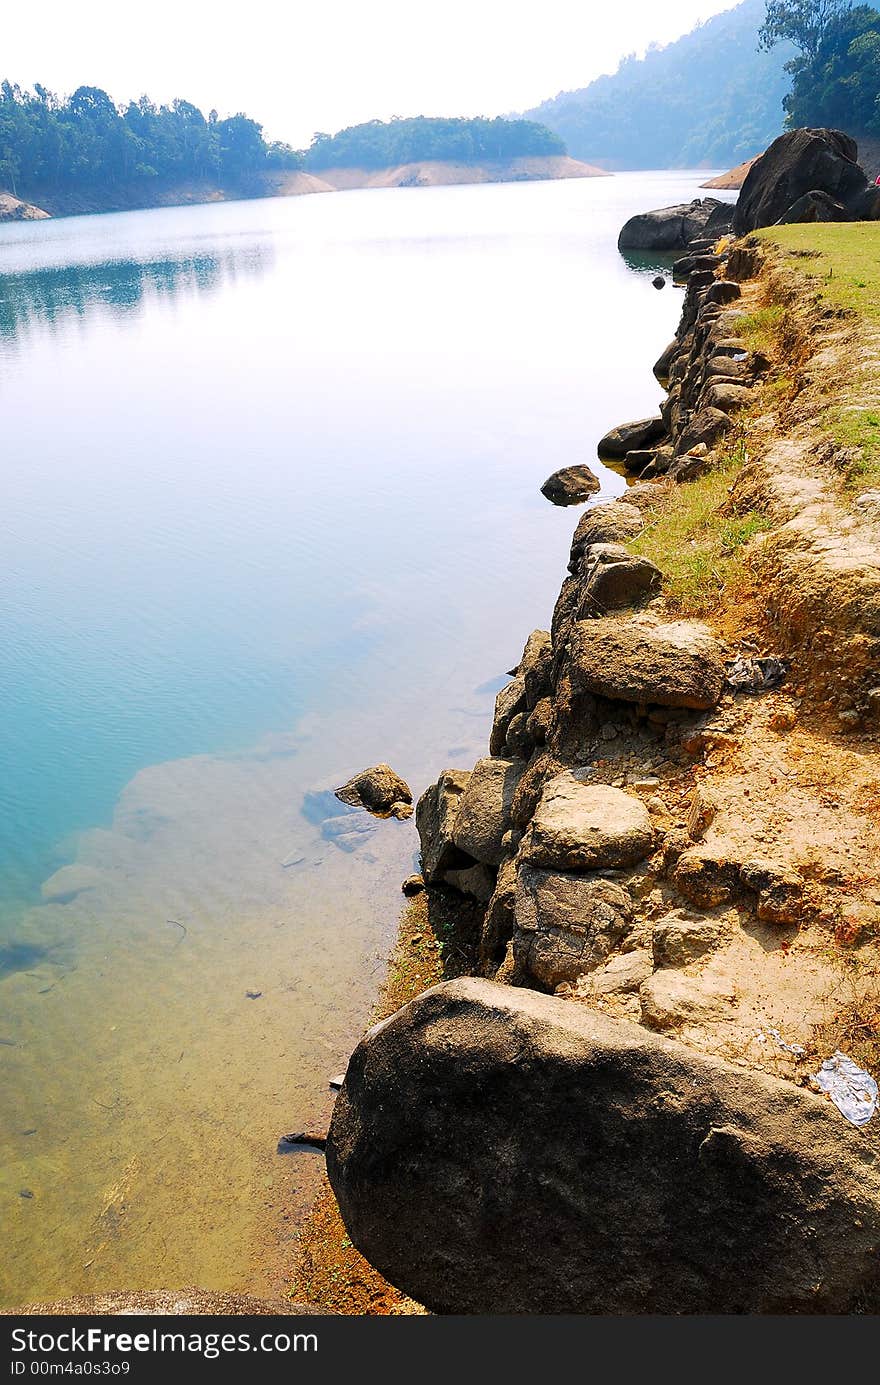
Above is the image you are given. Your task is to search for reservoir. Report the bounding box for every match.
[0,170,723,1305]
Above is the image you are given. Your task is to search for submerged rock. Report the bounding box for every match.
[540,464,600,506]
[335,764,413,819]
[327,977,880,1313]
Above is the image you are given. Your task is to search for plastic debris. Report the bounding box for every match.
[725,654,788,693]
[811,1051,878,1127]
[766,1027,807,1056]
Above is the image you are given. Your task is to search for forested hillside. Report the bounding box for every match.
[302,116,565,171]
[0,82,300,199]
[526,0,792,168]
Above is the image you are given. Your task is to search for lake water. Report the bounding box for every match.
[0,171,726,1306]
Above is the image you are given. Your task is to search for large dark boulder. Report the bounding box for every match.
[597,415,666,459]
[733,128,867,234]
[327,978,880,1314]
[618,198,732,252]
[776,189,850,224]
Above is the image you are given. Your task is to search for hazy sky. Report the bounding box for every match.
[4,1,741,146]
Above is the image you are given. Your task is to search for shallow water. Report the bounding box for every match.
[0,171,728,1306]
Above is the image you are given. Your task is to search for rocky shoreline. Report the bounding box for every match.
[324,139,880,1312]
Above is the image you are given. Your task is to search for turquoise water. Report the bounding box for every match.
[0,172,726,1305]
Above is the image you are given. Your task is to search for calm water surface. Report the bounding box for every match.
[0,171,727,1305]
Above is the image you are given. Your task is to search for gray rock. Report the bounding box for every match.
[540,465,600,506]
[652,915,726,967]
[525,697,552,746]
[520,772,654,872]
[574,946,653,995]
[597,416,667,460]
[569,502,644,567]
[335,764,413,819]
[620,448,657,476]
[443,862,496,903]
[478,857,518,973]
[702,382,752,413]
[704,280,742,306]
[568,618,726,710]
[653,338,679,380]
[639,969,737,1029]
[518,630,553,710]
[618,198,730,252]
[776,189,850,224]
[513,864,633,988]
[676,406,733,455]
[673,849,743,908]
[734,128,867,234]
[327,977,880,1313]
[740,859,806,926]
[489,676,527,756]
[576,544,661,616]
[452,757,526,868]
[416,769,471,881]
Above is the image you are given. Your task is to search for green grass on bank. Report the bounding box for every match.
[629,439,772,616]
[758,221,880,321]
[757,223,880,488]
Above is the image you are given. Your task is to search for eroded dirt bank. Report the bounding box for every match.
[321,228,880,1313]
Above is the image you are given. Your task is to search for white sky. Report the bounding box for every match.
[3,0,741,147]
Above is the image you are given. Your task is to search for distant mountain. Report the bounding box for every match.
[525,0,794,170]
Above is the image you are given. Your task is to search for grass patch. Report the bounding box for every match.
[828,406,880,486]
[629,440,772,616]
[735,302,787,356]
[758,222,880,322]
[757,224,880,490]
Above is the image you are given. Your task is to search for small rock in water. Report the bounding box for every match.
[652,275,666,289]
[279,1130,327,1152]
[335,765,413,819]
[540,465,601,507]
[402,874,425,897]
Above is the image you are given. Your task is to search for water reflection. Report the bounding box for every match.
[0,244,272,342]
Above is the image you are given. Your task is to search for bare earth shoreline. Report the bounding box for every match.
[0,156,609,222]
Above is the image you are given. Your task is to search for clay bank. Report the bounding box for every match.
[325,128,880,1314]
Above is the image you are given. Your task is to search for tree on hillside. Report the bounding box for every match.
[0,82,302,198]
[760,0,880,130]
[759,0,854,57]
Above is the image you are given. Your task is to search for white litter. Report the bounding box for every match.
[767,1027,807,1057]
[811,1051,878,1127]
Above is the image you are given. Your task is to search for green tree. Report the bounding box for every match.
[758,0,854,57]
